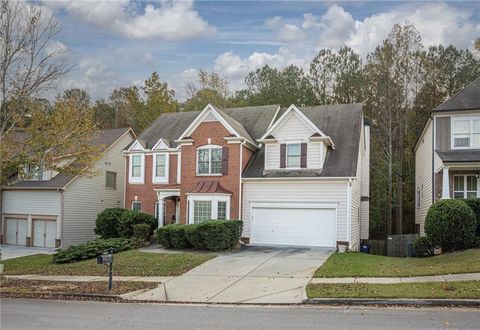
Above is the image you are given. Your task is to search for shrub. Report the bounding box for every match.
[133,223,150,241]
[196,220,243,251]
[472,236,480,249]
[53,238,131,264]
[94,208,128,238]
[463,198,480,236]
[424,199,476,252]
[156,224,191,249]
[118,210,157,238]
[184,224,203,249]
[412,236,434,257]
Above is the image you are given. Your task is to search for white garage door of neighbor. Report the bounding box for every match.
[5,218,28,246]
[33,220,56,248]
[251,206,336,247]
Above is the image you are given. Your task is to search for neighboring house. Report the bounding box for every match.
[1,128,136,248]
[415,77,480,235]
[124,103,369,250]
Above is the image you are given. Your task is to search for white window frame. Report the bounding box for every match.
[451,116,480,149]
[196,145,223,176]
[453,174,478,199]
[152,153,169,184]
[286,143,302,168]
[129,154,145,184]
[131,201,142,211]
[187,194,231,224]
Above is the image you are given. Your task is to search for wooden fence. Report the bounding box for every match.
[362,234,419,257]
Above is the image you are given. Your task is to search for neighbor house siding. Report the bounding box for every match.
[415,119,433,235]
[360,124,370,240]
[2,190,61,216]
[242,180,349,242]
[62,132,134,246]
[350,177,360,251]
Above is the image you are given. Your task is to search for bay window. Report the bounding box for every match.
[452,118,480,148]
[453,175,478,199]
[197,146,223,175]
[193,201,212,224]
[188,195,230,224]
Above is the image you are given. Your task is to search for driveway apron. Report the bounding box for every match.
[132,246,333,304]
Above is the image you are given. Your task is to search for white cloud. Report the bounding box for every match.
[48,0,215,40]
[44,40,68,57]
[214,2,479,92]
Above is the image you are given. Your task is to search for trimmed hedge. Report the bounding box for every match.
[156,224,191,249]
[463,198,480,236]
[424,199,476,252]
[94,208,128,239]
[157,220,243,251]
[53,238,131,264]
[133,223,150,242]
[412,237,434,257]
[118,210,157,238]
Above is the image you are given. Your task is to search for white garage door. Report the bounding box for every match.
[5,218,28,246]
[33,220,56,248]
[251,205,336,247]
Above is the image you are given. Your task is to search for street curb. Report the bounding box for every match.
[307,298,480,307]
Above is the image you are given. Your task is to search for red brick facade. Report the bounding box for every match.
[434,169,478,201]
[125,121,254,225]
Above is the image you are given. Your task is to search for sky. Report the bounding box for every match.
[38,0,480,101]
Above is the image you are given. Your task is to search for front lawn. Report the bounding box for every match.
[2,250,214,276]
[0,277,157,295]
[307,281,480,299]
[314,249,480,278]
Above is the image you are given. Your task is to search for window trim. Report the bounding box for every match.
[286,143,302,169]
[152,153,169,184]
[196,145,223,176]
[129,154,145,184]
[131,201,142,211]
[105,171,117,190]
[453,174,478,199]
[451,116,480,149]
[187,194,230,224]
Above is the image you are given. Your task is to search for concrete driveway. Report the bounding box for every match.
[133,246,333,304]
[0,245,56,260]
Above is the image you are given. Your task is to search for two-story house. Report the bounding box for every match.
[1,128,136,248]
[415,77,480,235]
[124,103,370,250]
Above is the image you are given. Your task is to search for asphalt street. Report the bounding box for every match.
[1,299,479,330]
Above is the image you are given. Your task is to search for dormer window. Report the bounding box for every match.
[280,143,307,169]
[452,117,480,149]
[286,144,301,168]
[197,145,227,175]
[24,164,44,180]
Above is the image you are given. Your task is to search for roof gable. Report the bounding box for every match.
[128,139,146,152]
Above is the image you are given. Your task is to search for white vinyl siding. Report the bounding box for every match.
[350,177,361,250]
[2,190,61,216]
[360,124,370,240]
[62,132,134,247]
[415,120,433,235]
[242,180,349,242]
[264,112,324,170]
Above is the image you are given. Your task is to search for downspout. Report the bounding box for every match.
[238,139,246,246]
[431,115,435,204]
[347,178,352,250]
[59,188,64,249]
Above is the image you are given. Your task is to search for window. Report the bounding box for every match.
[129,154,144,183]
[453,175,478,199]
[286,144,301,168]
[197,146,223,175]
[155,154,166,177]
[217,201,227,220]
[106,171,116,189]
[24,164,44,180]
[452,118,480,148]
[152,153,168,183]
[193,201,212,224]
[132,201,142,211]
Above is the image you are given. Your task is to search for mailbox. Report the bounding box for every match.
[97,254,113,265]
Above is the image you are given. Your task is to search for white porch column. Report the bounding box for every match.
[56,215,62,240]
[26,214,32,238]
[158,198,164,228]
[442,165,450,199]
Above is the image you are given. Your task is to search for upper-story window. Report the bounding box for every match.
[286,144,301,168]
[152,153,168,183]
[452,118,480,149]
[197,145,223,175]
[129,154,144,183]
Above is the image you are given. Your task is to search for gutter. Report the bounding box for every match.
[242,177,354,182]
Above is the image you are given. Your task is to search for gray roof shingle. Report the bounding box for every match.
[243,103,364,178]
[433,76,480,112]
[6,127,133,190]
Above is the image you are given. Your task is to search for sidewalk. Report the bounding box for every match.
[4,275,173,283]
[310,272,480,284]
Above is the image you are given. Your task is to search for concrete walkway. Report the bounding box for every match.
[1,245,56,260]
[131,246,333,304]
[310,272,480,284]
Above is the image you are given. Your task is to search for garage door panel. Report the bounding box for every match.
[33,220,56,248]
[5,218,28,246]
[17,220,28,246]
[6,219,17,245]
[251,206,336,247]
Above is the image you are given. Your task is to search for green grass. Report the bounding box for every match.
[314,249,480,278]
[307,281,480,299]
[2,250,214,276]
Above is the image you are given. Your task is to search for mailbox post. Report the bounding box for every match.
[97,248,114,292]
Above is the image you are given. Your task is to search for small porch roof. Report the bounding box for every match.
[436,150,480,163]
[187,181,232,195]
